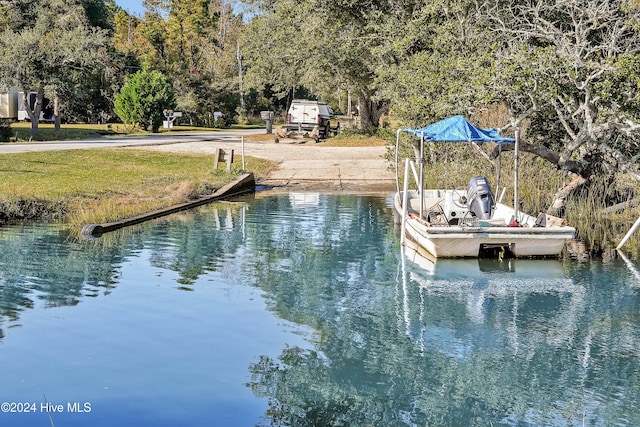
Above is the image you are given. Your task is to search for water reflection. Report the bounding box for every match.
[0,194,638,426]
[0,201,251,337]
[246,228,640,426]
[0,224,121,332]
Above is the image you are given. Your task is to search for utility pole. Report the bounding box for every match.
[236,41,245,117]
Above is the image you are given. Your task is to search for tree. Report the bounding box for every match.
[376,1,492,125]
[476,0,640,215]
[114,69,176,132]
[121,0,244,125]
[378,0,640,216]
[0,0,109,135]
[240,0,392,128]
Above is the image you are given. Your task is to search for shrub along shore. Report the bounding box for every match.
[0,148,274,228]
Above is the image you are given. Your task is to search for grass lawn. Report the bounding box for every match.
[8,122,264,142]
[0,148,274,226]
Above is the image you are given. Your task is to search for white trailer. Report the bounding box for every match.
[17,91,54,122]
[0,89,19,120]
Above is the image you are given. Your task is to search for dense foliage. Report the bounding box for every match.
[0,0,639,212]
[0,119,13,142]
[0,0,109,135]
[114,69,176,132]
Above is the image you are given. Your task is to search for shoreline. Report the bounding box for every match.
[0,133,396,229]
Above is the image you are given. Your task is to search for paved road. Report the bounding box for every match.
[0,129,396,192]
[0,129,258,153]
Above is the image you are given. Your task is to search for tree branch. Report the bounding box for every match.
[490,138,584,175]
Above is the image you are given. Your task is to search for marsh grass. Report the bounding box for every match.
[0,148,274,226]
[565,181,640,256]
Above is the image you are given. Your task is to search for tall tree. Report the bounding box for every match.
[0,0,108,135]
[240,0,392,128]
[376,1,490,125]
[380,0,640,215]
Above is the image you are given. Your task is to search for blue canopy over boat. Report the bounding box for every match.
[403,115,514,144]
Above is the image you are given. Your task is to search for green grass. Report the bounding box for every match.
[0,148,274,226]
[7,122,264,142]
[10,122,121,141]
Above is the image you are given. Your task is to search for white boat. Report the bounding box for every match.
[394,189,575,258]
[394,116,576,258]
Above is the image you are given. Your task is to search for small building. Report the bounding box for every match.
[18,92,54,121]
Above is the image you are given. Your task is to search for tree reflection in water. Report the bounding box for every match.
[0,194,638,426]
[246,217,640,426]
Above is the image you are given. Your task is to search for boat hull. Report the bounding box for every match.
[395,191,575,258]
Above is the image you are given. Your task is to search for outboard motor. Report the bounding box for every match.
[467,176,495,220]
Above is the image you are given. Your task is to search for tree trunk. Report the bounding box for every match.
[490,139,584,177]
[601,198,640,214]
[21,88,44,136]
[54,96,61,133]
[357,94,388,129]
[236,41,245,120]
[546,173,587,217]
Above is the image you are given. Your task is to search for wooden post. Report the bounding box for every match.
[214,148,223,169]
[226,149,234,171]
[241,136,245,170]
[214,148,234,171]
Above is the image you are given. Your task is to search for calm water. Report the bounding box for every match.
[0,192,638,426]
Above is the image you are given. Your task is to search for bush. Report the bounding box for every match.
[0,119,14,142]
[114,70,176,132]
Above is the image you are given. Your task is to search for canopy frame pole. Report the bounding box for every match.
[409,161,419,190]
[401,157,411,245]
[419,132,425,220]
[495,142,502,198]
[514,128,520,222]
[395,128,402,194]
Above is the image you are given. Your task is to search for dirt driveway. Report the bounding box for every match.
[146,136,397,192]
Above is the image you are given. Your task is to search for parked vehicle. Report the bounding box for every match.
[18,92,54,122]
[0,89,54,122]
[281,99,336,140]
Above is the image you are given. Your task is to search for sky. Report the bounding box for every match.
[115,0,146,16]
[113,0,248,20]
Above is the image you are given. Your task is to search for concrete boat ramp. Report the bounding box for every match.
[143,137,396,192]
